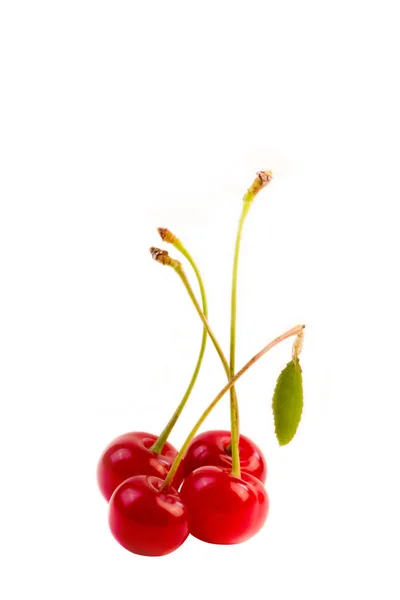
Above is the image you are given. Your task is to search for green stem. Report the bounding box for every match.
[173,262,241,477]
[151,244,208,454]
[155,233,234,379]
[150,239,240,474]
[175,265,230,375]
[162,323,305,490]
[227,202,251,473]
[230,203,251,379]
[227,171,273,469]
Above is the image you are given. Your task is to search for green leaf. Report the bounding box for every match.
[272,359,303,445]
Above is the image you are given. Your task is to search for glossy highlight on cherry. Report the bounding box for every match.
[180,466,269,544]
[109,475,189,556]
[183,430,267,483]
[97,432,183,501]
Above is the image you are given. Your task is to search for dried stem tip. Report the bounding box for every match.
[245,170,273,200]
[150,246,181,269]
[150,246,171,265]
[157,227,177,244]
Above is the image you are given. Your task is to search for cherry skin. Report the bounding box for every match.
[109,475,189,556]
[182,430,267,484]
[180,465,269,544]
[97,432,184,501]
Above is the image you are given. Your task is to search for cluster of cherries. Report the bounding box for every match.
[98,430,268,556]
[97,171,303,556]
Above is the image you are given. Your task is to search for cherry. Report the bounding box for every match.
[97,432,184,501]
[109,475,189,556]
[183,430,267,483]
[180,465,269,544]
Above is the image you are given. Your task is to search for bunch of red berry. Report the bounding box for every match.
[97,171,305,556]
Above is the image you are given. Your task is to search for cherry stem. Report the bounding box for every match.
[227,171,273,468]
[150,247,241,467]
[176,262,241,476]
[175,268,230,384]
[150,235,208,454]
[161,323,305,490]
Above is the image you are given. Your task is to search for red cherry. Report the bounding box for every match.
[97,432,184,501]
[180,466,269,544]
[109,475,189,556]
[182,430,267,483]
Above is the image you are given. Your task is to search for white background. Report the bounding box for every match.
[1,1,399,598]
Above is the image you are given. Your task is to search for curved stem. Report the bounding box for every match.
[151,245,208,454]
[175,265,241,476]
[174,264,241,471]
[173,239,206,300]
[227,202,251,474]
[150,239,240,473]
[175,265,229,375]
[227,171,273,470]
[230,204,250,377]
[161,324,305,490]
